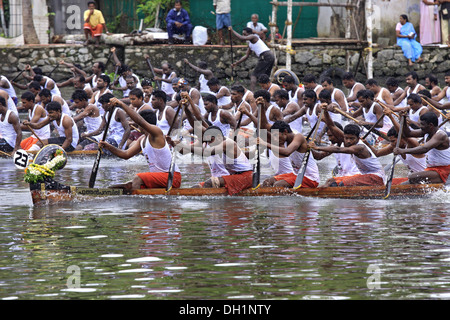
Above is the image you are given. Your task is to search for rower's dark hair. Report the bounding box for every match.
[139,110,157,126]
[445,71,450,77]
[72,89,88,101]
[282,75,296,84]
[98,92,114,104]
[303,89,317,101]
[198,61,208,69]
[207,77,220,87]
[46,101,62,113]
[273,89,289,100]
[99,74,111,85]
[356,89,374,100]
[33,67,43,75]
[406,71,419,80]
[385,77,399,87]
[365,78,378,86]
[38,88,52,98]
[203,93,218,105]
[418,89,431,99]
[319,89,332,101]
[326,121,343,132]
[303,74,316,84]
[96,61,105,72]
[141,78,152,87]
[257,74,270,84]
[420,111,438,127]
[0,96,6,107]
[28,81,41,91]
[152,89,167,102]
[254,89,271,102]
[230,84,245,95]
[271,121,292,133]
[75,75,86,83]
[343,124,361,137]
[33,74,43,82]
[321,77,333,85]
[342,72,355,81]
[243,27,253,34]
[129,88,144,99]
[119,64,130,75]
[21,91,35,102]
[407,93,421,104]
[387,127,398,137]
[204,125,224,139]
[426,74,438,85]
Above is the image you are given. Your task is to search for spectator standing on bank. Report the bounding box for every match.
[166,0,193,44]
[213,0,231,46]
[439,0,450,45]
[83,1,109,47]
[246,14,268,41]
[420,0,441,45]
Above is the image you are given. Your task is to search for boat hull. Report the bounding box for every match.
[29,181,446,206]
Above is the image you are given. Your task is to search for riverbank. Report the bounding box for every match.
[2,42,446,89]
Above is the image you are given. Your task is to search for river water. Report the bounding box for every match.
[1,150,450,301]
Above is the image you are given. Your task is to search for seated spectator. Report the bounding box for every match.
[166,0,193,44]
[246,14,268,41]
[396,14,423,66]
[83,1,109,47]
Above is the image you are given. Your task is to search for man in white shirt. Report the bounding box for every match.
[246,14,268,41]
[213,0,231,46]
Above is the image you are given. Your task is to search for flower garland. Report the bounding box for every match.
[24,151,67,184]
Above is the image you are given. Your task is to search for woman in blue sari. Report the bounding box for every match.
[396,14,423,66]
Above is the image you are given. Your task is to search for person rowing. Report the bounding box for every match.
[171,92,253,195]
[0,96,22,155]
[100,99,182,191]
[362,108,426,185]
[19,91,51,152]
[203,93,236,138]
[238,96,320,188]
[71,89,103,151]
[393,111,450,184]
[83,93,130,152]
[272,89,302,134]
[310,103,360,187]
[23,101,79,152]
[310,122,385,187]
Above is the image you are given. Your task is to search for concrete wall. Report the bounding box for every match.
[1,44,445,92]
[317,0,421,45]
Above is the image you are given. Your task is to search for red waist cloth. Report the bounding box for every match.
[334,174,384,187]
[425,165,450,183]
[137,172,181,189]
[274,173,319,188]
[222,171,253,195]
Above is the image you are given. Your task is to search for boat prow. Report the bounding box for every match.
[29,180,448,206]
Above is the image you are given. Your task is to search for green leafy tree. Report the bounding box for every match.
[137,0,190,29]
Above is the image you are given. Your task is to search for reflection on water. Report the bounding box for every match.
[1,156,450,300]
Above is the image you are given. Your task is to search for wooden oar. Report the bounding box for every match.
[166,104,185,193]
[333,107,389,141]
[384,115,405,199]
[88,106,116,188]
[293,109,324,190]
[421,97,450,121]
[110,65,119,93]
[361,114,385,140]
[229,27,235,82]
[167,103,184,137]
[234,112,243,143]
[252,103,262,190]
[0,150,11,157]
[11,70,25,83]
[145,56,161,90]
[47,64,59,78]
[375,99,400,118]
[26,124,45,147]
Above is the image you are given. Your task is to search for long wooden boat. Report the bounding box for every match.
[29,179,447,206]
